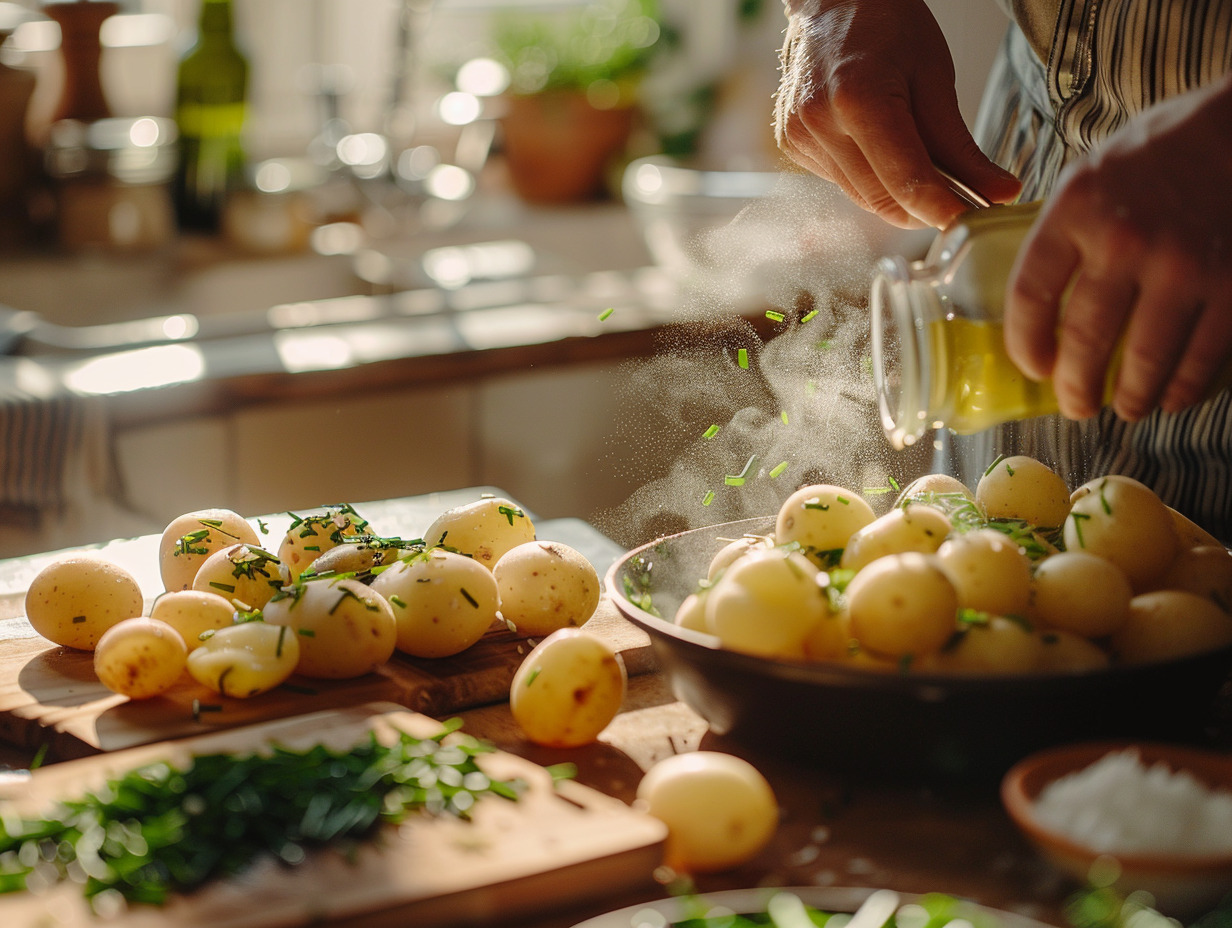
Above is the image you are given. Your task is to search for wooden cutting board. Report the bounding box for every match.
[0,494,653,761]
[0,702,668,928]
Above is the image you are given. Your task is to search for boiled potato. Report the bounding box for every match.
[1159,546,1232,612]
[422,496,536,569]
[1034,629,1112,673]
[703,547,826,659]
[917,614,1043,674]
[635,751,778,873]
[801,604,854,662]
[148,589,236,651]
[278,504,373,582]
[158,508,260,592]
[1064,475,1180,592]
[1169,506,1224,549]
[24,556,144,651]
[299,539,406,582]
[895,472,975,507]
[493,541,601,637]
[839,503,952,572]
[775,484,876,563]
[708,534,774,580]
[674,590,709,633]
[1111,590,1232,665]
[976,455,1071,528]
[845,553,958,660]
[262,577,396,679]
[935,529,1033,617]
[369,548,499,658]
[94,617,188,698]
[191,543,284,611]
[186,621,300,698]
[1029,550,1132,638]
[509,628,626,747]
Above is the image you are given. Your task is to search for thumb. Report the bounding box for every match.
[916,93,1023,204]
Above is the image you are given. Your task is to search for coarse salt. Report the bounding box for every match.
[1031,748,1232,856]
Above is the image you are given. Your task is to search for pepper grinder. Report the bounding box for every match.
[43,0,119,123]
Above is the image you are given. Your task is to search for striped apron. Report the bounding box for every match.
[946,0,1232,541]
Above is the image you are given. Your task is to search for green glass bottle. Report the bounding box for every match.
[173,0,248,231]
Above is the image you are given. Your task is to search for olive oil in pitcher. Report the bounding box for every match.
[873,202,1102,450]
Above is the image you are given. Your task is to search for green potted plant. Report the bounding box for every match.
[492,0,661,203]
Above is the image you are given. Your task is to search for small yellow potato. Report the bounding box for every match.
[1159,546,1232,613]
[801,605,854,662]
[191,543,284,611]
[148,589,236,651]
[158,508,260,592]
[94,617,188,698]
[24,556,145,651]
[277,504,373,582]
[1029,550,1132,638]
[845,552,958,660]
[186,621,300,698]
[1064,475,1180,592]
[675,591,709,633]
[976,455,1071,528]
[1111,590,1232,665]
[262,577,396,679]
[895,472,974,508]
[917,614,1043,675]
[775,484,876,561]
[423,496,536,569]
[1034,629,1112,673]
[635,751,778,873]
[300,539,405,582]
[935,529,1033,617]
[707,534,774,580]
[369,548,499,658]
[509,628,627,747]
[703,547,826,659]
[839,503,952,572]
[493,541,601,637]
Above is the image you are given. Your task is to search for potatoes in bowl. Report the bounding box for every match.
[606,456,1232,779]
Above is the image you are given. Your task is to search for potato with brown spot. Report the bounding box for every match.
[94,617,188,698]
[158,508,259,592]
[509,628,626,747]
[262,576,396,678]
[493,540,600,637]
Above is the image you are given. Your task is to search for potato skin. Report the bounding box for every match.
[976,455,1071,528]
[509,628,626,747]
[149,589,236,651]
[775,484,876,559]
[493,541,601,637]
[636,751,778,873]
[1064,475,1180,592]
[370,549,499,658]
[191,543,284,611]
[94,617,188,698]
[261,577,396,679]
[1111,590,1232,665]
[159,508,260,592]
[186,621,300,698]
[845,552,958,660]
[423,497,537,569]
[25,556,145,651]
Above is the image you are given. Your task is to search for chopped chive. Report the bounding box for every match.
[765,310,785,323]
[389,594,407,608]
[769,461,788,479]
[460,588,478,608]
[800,309,818,323]
[210,582,236,593]
[702,424,721,439]
[702,489,715,506]
[737,348,749,369]
[724,454,758,487]
[298,628,316,637]
[597,307,614,321]
[525,668,541,686]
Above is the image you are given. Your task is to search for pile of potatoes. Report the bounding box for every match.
[676,456,1232,674]
[23,496,606,705]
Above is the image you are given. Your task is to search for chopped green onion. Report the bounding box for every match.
[800,309,818,323]
[598,307,614,321]
[737,348,749,369]
[769,461,788,479]
[765,310,785,323]
[702,489,715,506]
[702,424,721,439]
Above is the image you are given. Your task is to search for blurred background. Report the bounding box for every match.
[0,0,1005,558]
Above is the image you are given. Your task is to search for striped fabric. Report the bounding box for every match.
[946,0,1232,541]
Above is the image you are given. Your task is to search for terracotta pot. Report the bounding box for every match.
[499,91,635,204]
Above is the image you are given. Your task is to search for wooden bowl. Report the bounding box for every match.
[1001,741,1232,918]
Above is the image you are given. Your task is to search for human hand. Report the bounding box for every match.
[773,0,1021,229]
[1004,74,1232,422]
